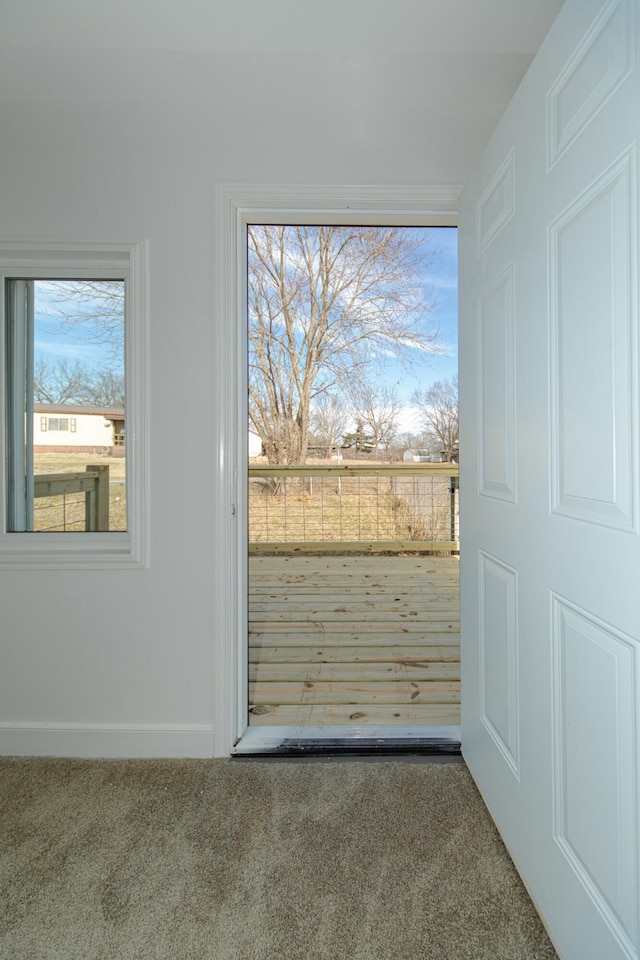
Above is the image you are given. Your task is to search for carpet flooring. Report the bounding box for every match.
[0,757,558,960]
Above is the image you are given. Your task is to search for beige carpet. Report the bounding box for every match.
[0,757,557,960]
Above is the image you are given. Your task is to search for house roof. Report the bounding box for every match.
[34,403,125,418]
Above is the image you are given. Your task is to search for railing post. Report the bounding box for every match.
[85,465,110,531]
[450,474,459,545]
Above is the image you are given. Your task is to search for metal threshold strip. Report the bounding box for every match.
[232,725,461,757]
[233,739,461,758]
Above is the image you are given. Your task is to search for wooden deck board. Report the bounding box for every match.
[248,554,460,727]
[250,628,458,641]
[248,703,461,725]
[250,662,460,682]
[250,681,460,704]
[249,644,460,663]
[250,624,460,638]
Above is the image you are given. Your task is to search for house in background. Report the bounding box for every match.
[34,403,125,455]
[248,429,262,459]
[403,448,444,463]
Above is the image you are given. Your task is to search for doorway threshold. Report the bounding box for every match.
[232,724,461,757]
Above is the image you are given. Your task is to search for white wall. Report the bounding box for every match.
[1,94,224,755]
[0,1,557,757]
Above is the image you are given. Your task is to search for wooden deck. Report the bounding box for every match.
[248,554,460,727]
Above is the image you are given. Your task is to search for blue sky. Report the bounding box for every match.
[34,325,107,366]
[34,281,123,371]
[382,226,458,434]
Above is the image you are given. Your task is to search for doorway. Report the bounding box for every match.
[211,188,459,753]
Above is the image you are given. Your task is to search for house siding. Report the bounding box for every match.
[34,406,124,453]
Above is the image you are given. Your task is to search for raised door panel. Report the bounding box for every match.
[478,264,517,503]
[479,551,520,776]
[549,148,638,532]
[552,596,640,956]
[547,0,635,168]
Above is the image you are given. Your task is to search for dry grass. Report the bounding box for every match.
[248,473,453,545]
[391,474,455,543]
[33,453,126,532]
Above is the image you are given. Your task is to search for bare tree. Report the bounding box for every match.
[34,357,124,407]
[86,366,125,407]
[33,280,125,409]
[412,374,459,462]
[41,280,125,358]
[310,392,349,459]
[349,381,400,457]
[248,225,439,463]
[34,358,90,404]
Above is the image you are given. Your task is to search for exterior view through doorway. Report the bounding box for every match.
[241,220,460,754]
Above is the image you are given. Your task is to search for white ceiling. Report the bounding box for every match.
[0,0,566,183]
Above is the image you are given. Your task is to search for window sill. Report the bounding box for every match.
[0,532,146,569]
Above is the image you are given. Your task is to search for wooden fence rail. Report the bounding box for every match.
[33,464,110,531]
[249,463,458,478]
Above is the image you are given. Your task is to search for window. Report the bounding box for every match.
[6,278,126,532]
[0,240,148,567]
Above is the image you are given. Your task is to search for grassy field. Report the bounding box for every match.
[33,453,126,532]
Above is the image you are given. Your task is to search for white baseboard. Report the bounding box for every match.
[0,722,215,758]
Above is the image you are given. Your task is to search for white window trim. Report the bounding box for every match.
[212,183,460,757]
[0,238,149,569]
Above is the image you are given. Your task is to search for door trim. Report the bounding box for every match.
[212,183,461,758]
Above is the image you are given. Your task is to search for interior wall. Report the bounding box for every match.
[0,2,554,757]
[0,89,453,758]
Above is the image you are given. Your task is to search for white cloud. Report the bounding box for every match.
[430,275,458,291]
[35,340,85,358]
[396,405,423,433]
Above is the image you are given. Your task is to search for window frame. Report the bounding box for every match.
[0,239,149,568]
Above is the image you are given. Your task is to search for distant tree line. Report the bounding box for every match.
[307,374,459,462]
[34,357,125,407]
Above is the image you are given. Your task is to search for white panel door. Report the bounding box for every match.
[459,1,640,958]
